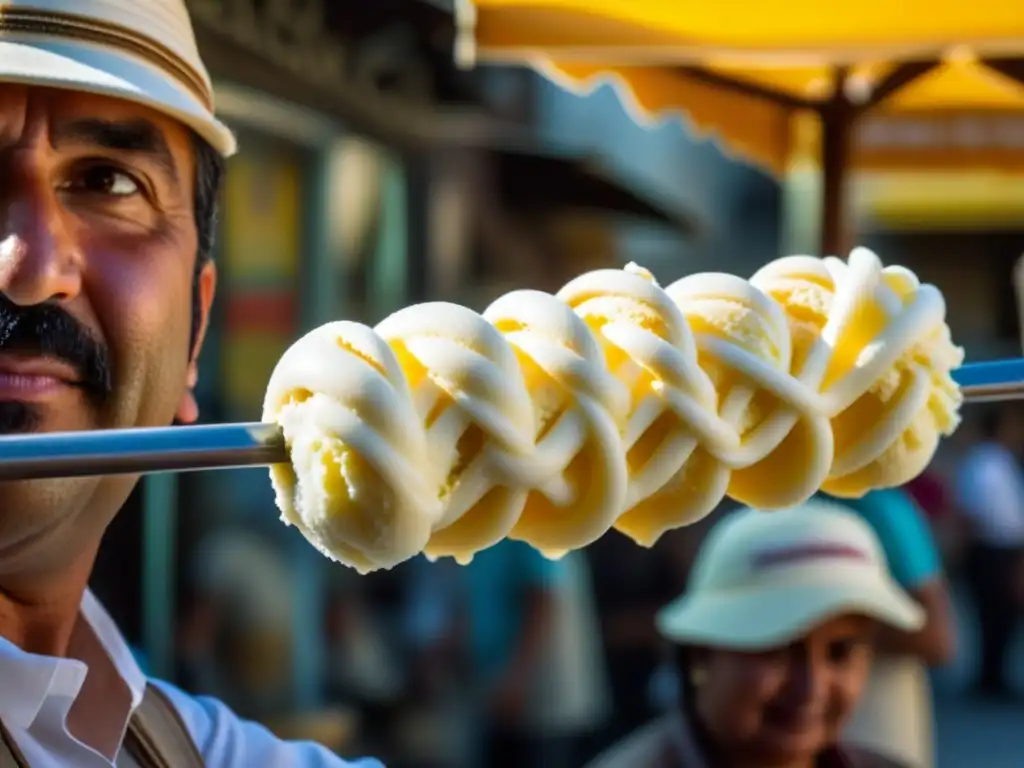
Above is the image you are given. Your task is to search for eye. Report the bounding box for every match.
[60,164,141,197]
[826,637,868,664]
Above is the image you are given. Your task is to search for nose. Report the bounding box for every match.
[786,652,827,708]
[0,160,83,306]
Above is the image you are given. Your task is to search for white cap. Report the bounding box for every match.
[656,500,924,650]
[0,0,236,156]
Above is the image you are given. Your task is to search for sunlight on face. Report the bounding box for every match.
[0,84,214,573]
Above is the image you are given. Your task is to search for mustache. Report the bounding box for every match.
[0,296,113,402]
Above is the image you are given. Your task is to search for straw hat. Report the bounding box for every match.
[0,0,235,155]
[656,500,924,650]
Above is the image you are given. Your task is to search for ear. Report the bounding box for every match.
[175,261,217,425]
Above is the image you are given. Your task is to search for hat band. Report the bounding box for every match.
[752,542,868,570]
[0,8,212,111]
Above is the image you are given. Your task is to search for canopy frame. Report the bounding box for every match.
[674,57,1024,255]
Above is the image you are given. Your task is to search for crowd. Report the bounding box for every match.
[174,402,1024,768]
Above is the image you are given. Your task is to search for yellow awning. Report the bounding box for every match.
[462,0,1024,60]
[461,0,1024,174]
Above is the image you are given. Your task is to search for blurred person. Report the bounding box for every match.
[462,538,567,767]
[177,528,296,719]
[904,470,964,569]
[0,0,382,764]
[402,556,466,690]
[955,405,1024,700]
[324,572,403,711]
[903,472,948,525]
[586,529,692,747]
[526,550,612,765]
[323,572,406,765]
[390,556,475,768]
[824,490,954,768]
[586,501,924,768]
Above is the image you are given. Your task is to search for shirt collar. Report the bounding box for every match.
[0,589,147,730]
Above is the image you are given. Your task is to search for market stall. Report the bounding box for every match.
[457,0,1024,254]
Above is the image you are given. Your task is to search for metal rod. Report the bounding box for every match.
[0,421,286,480]
[0,358,1021,481]
[953,357,1024,403]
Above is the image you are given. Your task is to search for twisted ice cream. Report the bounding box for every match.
[263,248,963,572]
[377,294,628,564]
[751,248,963,497]
[263,321,442,573]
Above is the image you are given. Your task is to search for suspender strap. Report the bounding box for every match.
[124,684,205,768]
[0,684,204,768]
[0,721,28,768]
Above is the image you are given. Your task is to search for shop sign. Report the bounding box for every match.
[851,112,1024,171]
[859,114,1024,151]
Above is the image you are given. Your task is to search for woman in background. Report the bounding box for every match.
[827,489,954,768]
[586,501,923,768]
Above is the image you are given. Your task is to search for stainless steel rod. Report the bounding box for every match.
[0,422,287,480]
[950,357,1024,403]
[0,358,1021,481]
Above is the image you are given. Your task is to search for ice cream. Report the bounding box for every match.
[481,290,629,556]
[374,301,537,564]
[664,270,836,514]
[751,247,963,497]
[262,248,963,572]
[376,295,627,562]
[263,321,442,573]
[557,264,736,545]
[264,296,630,571]
[557,262,835,546]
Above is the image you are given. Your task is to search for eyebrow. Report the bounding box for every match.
[51,118,179,183]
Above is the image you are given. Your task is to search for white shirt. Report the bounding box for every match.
[844,657,934,768]
[0,590,384,768]
[956,442,1024,546]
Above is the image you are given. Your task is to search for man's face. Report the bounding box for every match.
[0,84,215,573]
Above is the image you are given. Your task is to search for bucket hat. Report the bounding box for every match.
[656,500,924,650]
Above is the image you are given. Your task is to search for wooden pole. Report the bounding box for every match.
[678,60,945,258]
[820,68,852,257]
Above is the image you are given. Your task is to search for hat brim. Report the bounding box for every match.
[0,38,236,156]
[656,577,924,650]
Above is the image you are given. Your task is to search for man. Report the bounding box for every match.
[827,488,955,768]
[0,1,381,764]
[955,405,1024,700]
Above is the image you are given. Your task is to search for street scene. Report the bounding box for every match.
[1,1,1024,767]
